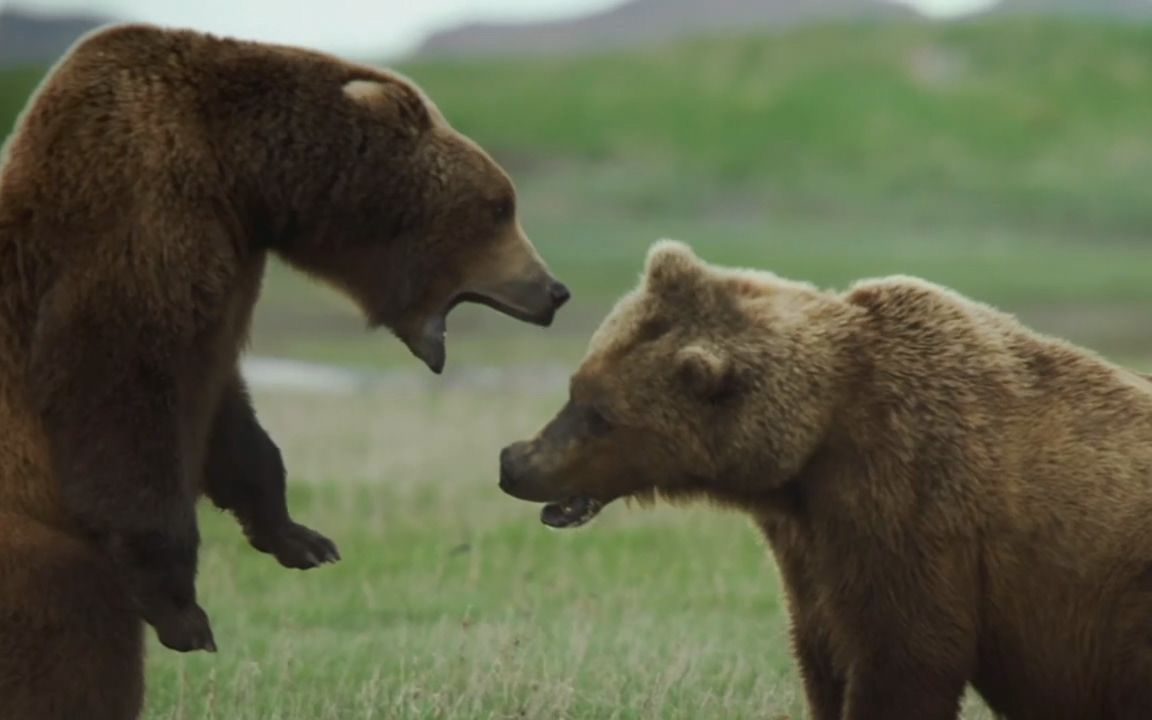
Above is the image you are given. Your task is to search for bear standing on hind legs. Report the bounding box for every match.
[0,22,568,719]
[501,240,1152,720]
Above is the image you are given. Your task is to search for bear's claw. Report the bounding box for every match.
[251,522,340,570]
[152,603,217,654]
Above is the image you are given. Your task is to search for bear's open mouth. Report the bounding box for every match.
[540,497,604,529]
[403,291,560,375]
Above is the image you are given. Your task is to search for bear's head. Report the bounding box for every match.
[1,26,566,375]
[498,240,855,528]
[255,68,569,373]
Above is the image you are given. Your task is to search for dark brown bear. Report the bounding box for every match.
[0,23,567,719]
[500,240,1152,720]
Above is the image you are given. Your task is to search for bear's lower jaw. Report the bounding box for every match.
[541,498,604,529]
[401,288,563,375]
[399,313,448,374]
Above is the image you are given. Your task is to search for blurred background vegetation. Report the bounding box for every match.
[1,3,1149,718]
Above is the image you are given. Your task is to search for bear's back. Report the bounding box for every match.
[845,275,1152,546]
[0,24,261,527]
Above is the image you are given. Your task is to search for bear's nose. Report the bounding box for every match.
[549,281,571,309]
[499,443,558,503]
[498,446,518,492]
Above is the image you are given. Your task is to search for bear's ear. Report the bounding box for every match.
[675,344,732,402]
[342,78,433,134]
[644,239,706,299]
[343,79,386,104]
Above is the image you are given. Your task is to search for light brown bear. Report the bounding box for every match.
[500,240,1152,720]
[0,23,567,720]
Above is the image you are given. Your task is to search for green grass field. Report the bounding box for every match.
[144,387,998,720]
[1,17,1150,719]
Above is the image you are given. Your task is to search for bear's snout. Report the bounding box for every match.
[498,442,554,502]
[475,275,570,328]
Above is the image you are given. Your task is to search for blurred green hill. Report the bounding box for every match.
[406,19,1152,234]
[7,20,1151,232]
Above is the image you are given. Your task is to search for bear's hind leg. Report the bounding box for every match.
[0,513,144,720]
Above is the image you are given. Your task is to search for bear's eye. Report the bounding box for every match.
[492,197,515,224]
[584,406,612,436]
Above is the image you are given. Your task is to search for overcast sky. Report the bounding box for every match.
[5,0,999,58]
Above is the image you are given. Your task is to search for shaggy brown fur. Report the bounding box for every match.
[0,22,566,719]
[501,240,1152,720]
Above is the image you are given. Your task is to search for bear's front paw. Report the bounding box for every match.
[249,521,340,570]
[150,603,217,653]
